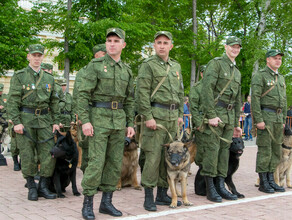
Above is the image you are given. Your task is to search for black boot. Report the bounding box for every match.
[26,176,38,201]
[267,172,285,192]
[215,176,237,200]
[144,188,157,211]
[38,177,57,199]
[204,176,222,202]
[155,186,182,206]
[12,155,21,171]
[82,195,95,220]
[99,192,122,216]
[258,173,274,193]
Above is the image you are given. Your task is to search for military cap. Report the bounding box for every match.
[59,78,67,86]
[199,65,206,73]
[226,36,242,47]
[266,49,284,58]
[92,44,106,55]
[29,44,45,54]
[0,84,4,92]
[41,63,53,70]
[154,31,173,41]
[106,28,125,40]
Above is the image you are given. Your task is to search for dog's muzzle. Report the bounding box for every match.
[170,153,183,167]
[50,146,66,158]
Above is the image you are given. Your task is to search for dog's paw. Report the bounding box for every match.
[74,192,81,196]
[169,203,177,208]
[134,185,142,191]
[183,201,193,206]
[116,187,122,191]
[58,194,66,198]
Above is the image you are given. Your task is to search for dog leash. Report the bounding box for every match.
[22,128,56,144]
[203,118,233,144]
[265,126,283,145]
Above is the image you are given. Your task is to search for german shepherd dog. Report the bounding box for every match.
[49,130,80,198]
[116,137,141,191]
[195,137,245,198]
[274,125,292,188]
[164,141,193,208]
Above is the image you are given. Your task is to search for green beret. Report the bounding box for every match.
[266,49,284,58]
[41,63,53,70]
[154,31,173,41]
[199,65,206,73]
[106,28,125,40]
[226,36,242,47]
[29,44,45,54]
[92,44,106,55]
[0,83,4,92]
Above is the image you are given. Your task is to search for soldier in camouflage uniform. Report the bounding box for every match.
[200,37,242,202]
[136,31,184,211]
[78,28,134,219]
[0,83,8,136]
[59,79,74,131]
[7,44,60,201]
[41,63,53,74]
[72,44,106,173]
[251,49,286,194]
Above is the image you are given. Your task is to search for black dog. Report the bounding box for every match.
[194,137,245,198]
[49,130,80,198]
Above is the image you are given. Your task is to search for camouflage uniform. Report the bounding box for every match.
[7,65,60,178]
[59,79,74,130]
[78,52,134,195]
[251,63,286,173]
[200,53,241,178]
[137,54,184,188]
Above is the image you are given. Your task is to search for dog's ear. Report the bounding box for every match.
[66,130,73,144]
[162,143,170,148]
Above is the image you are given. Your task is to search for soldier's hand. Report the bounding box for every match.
[82,122,94,136]
[233,127,242,137]
[0,105,3,109]
[208,117,222,127]
[178,117,184,127]
[127,127,135,138]
[59,123,64,128]
[145,119,156,130]
[256,122,265,130]
[53,124,60,132]
[14,124,24,134]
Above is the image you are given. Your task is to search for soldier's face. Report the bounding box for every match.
[225,44,241,60]
[106,35,126,58]
[267,55,282,71]
[27,53,44,68]
[154,35,173,61]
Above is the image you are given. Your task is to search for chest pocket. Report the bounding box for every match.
[97,69,114,94]
[117,70,130,97]
[169,71,180,93]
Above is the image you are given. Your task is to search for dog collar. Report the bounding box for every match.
[282,144,292,150]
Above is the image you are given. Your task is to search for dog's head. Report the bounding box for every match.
[163,141,189,167]
[124,137,138,151]
[50,130,76,159]
[284,124,292,136]
[283,124,292,156]
[230,137,245,159]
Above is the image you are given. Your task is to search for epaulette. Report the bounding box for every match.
[123,62,131,70]
[92,56,105,62]
[259,68,265,72]
[214,57,223,60]
[14,68,25,75]
[193,81,201,87]
[143,56,155,63]
[170,58,179,63]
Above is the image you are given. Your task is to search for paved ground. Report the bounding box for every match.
[1,139,292,220]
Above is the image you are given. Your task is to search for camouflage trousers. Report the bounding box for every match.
[194,129,209,166]
[79,134,89,173]
[10,137,19,157]
[200,123,233,178]
[256,119,283,173]
[16,126,56,178]
[81,127,124,196]
[140,119,177,188]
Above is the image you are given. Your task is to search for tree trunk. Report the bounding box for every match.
[64,0,72,92]
[190,0,197,87]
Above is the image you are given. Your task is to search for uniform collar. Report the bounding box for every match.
[222,53,237,68]
[105,54,123,67]
[265,65,278,75]
[28,65,41,76]
[155,55,173,66]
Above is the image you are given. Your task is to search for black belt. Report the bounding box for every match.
[216,100,234,110]
[261,107,282,114]
[151,102,178,110]
[92,101,123,109]
[20,107,49,115]
[61,111,71,115]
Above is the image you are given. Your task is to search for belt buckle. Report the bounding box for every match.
[111,101,118,110]
[170,104,176,110]
[227,104,233,110]
[276,108,282,114]
[35,108,41,115]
